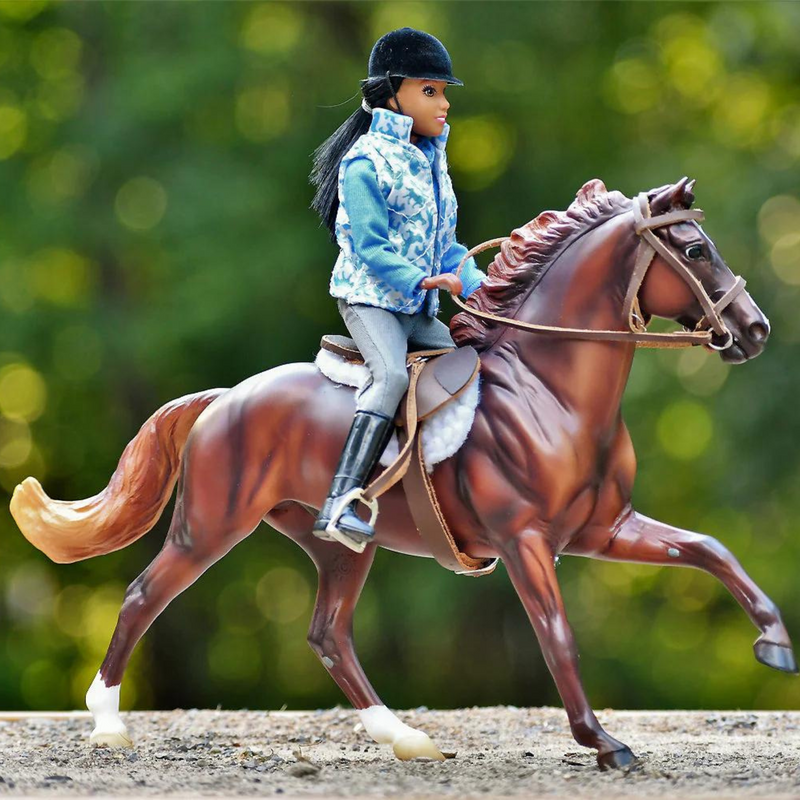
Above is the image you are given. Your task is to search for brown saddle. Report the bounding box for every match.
[320,335,498,578]
[321,334,478,421]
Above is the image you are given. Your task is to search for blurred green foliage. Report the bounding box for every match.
[0,1,798,715]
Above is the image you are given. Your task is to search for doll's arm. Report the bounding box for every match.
[342,158,428,299]
[440,240,487,298]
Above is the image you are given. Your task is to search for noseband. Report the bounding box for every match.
[453,192,747,349]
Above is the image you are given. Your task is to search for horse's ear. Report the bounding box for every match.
[684,178,696,206]
[649,176,695,215]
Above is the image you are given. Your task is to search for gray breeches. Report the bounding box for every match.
[337,299,456,417]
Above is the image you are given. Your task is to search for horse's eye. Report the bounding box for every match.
[685,244,703,260]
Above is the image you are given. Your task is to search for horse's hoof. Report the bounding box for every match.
[393,731,446,761]
[90,724,133,748]
[754,640,799,674]
[597,745,637,771]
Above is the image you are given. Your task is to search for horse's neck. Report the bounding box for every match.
[484,211,639,430]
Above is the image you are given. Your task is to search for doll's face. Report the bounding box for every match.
[386,78,450,140]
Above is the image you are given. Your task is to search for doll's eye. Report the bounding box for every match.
[423,86,436,96]
[685,244,704,260]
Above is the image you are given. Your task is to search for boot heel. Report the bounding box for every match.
[325,488,378,551]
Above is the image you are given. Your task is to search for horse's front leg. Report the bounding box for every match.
[501,530,637,770]
[565,507,798,673]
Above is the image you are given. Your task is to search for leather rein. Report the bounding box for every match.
[453,192,747,350]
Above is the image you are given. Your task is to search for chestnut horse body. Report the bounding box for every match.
[10,179,796,770]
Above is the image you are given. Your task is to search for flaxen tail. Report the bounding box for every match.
[9,388,226,564]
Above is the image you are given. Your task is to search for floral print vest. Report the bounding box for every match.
[329,107,458,316]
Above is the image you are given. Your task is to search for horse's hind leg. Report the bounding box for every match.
[297,530,445,761]
[86,474,265,746]
[86,539,213,746]
[502,529,637,771]
[565,508,798,674]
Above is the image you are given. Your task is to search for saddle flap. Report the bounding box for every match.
[416,346,480,420]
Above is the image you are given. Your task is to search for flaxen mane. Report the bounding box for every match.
[451,179,631,351]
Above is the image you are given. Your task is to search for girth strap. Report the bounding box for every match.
[399,401,498,577]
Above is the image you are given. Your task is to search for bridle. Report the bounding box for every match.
[453,192,747,350]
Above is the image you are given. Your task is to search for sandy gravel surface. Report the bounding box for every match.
[0,706,798,798]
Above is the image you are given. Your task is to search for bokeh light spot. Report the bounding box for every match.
[240,3,303,56]
[658,19,722,103]
[770,232,800,285]
[603,58,659,114]
[0,418,32,467]
[34,73,84,121]
[758,195,800,246]
[29,247,96,307]
[0,362,46,421]
[0,439,44,493]
[54,584,92,638]
[712,73,773,147]
[676,347,729,396]
[656,400,713,460]
[0,1,48,21]
[5,561,56,623]
[26,145,97,206]
[29,27,82,80]
[256,567,310,624]
[448,115,515,191]
[115,177,167,231]
[80,584,125,656]
[0,102,27,159]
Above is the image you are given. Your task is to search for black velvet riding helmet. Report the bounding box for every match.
[367,27,464,86]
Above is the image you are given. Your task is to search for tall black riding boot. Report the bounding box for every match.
[313,410,395,547]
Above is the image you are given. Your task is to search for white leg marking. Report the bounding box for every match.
[358,705,444,761]
[85,671,133,748]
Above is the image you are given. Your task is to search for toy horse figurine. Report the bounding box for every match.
[10,178,797,771]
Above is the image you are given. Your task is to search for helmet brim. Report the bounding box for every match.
[369,72,464,87]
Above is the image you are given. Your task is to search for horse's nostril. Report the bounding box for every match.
[748,322,769,344]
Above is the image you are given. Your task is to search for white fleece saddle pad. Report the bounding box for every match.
[314,348,480,473]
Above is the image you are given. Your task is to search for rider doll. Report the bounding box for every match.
[309,27,486,549]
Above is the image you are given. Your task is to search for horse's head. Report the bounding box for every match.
[635,177,770,363]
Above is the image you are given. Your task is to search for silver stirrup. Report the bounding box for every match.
[324,487,379,554]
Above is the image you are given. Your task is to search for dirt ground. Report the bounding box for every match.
[0,706,798,798]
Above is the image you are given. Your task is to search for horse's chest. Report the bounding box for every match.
[469,404,610,539]
[508,414,605,491]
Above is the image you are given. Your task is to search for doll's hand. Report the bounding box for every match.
[420,274,463,296]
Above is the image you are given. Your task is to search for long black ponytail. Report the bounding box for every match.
[310,73,405,243]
